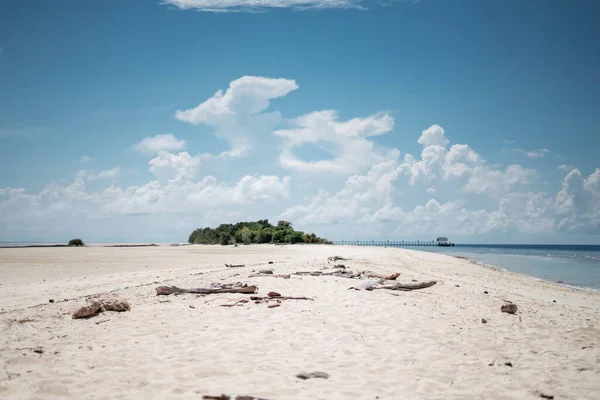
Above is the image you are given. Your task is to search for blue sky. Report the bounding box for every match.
[1,0,599,243]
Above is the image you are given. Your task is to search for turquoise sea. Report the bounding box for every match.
[418,244,600,290]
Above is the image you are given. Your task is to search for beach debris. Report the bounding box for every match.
[33,347,44,354]
[455,284,460,287]
[350,280,437,292]
[156,283,257,296]
[189,305,195,309]
[328,256,348,262]
[268,261,274,264]
[225,263,245,268]
[482,318,488,324]
[483,291,488,294]
[72,299,130,319]
[504,362,513,367]
[293,269,399,280]
[333,264,347,269]
[48,299,55,303]
[539,393,554,399]
[203,395,272,400]
[218,293,312,308]
[296,371,329,380]
[488,359,495,366]
[219,299,250,308]
[72,301,103,319]
[501,304,518,314]
[95,319,110,325]
[248,273,291,279]
[259,269,273,274]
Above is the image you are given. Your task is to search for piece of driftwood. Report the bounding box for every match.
[156,284,257,296]
[248,273,291,279]
[225,264,245,268]
[293,269,399,280]
[351,280,437,291]
[203,395,272,400]
[296,371,330,379]
[383,281,436,290]
[72,299,131,319]
[328,256,348,262]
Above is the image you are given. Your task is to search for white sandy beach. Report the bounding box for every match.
[1,244,599,399]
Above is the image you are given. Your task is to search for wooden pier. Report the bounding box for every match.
[333,240,444,247]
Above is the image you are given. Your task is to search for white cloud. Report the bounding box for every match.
[77,167,121,182]
[417,124,448,147]
[135,133,186,155]
[558,164,574,172]
[503,148,550,158]
[162,0,370,12]
[79,155,94,163]
[524,148,549,158]
[275,110,398,174]
[175,76,298,158]
[554,168,600,233]
[279,123,599,236]
[0,173,291,239]
[280,160,401,224]
[148,151,201,183]
[394,125,536,197]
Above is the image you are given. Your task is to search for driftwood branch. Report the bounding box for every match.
[293,270,399,280]
[358,280,437,291]
[248,273,291,279]
[350,280,437,291]
[225,263,245,268]
[156,284,257,296]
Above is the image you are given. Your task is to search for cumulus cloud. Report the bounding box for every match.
[275,110,398,174]
[135,134,186,155]
[175,76,298,158]
[148,151,201,183]
[279,124,599,236]
[394,125,537,197]
[0,173,291,240]
[554,168,600,233]
[280,160,401,224]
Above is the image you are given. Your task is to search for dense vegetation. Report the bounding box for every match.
[188,220,331,245]
[68,238,85,246]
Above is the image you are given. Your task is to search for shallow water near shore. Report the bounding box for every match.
[418,244,600,290]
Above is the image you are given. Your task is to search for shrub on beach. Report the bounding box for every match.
[68,238,85,246]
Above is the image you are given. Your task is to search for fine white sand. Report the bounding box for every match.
[1,244,599,399]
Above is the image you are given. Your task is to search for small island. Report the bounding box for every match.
[188,220,331,245]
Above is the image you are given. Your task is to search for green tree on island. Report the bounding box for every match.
[188,220,331,245]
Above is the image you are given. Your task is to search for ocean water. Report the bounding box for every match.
[418,245,600,290]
